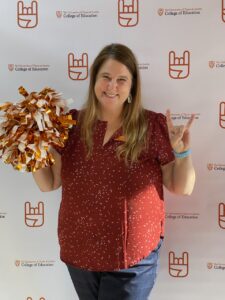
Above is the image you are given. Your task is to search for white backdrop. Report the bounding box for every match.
[0,1,225,299]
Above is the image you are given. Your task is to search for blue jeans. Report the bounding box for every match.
[66,238,163,300]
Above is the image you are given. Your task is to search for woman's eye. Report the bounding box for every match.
[103,75,110,80]
[118,78,126,82]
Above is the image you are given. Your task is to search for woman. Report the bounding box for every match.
[33,43,195,300]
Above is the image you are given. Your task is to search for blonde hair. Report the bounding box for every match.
[79,43,148,164]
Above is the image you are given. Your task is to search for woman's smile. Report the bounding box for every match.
[94,58,132,113]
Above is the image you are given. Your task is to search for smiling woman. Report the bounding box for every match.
[32,43,195,300]
[94,59,132,109]
[79,43,148,163]
[94,58,133,145]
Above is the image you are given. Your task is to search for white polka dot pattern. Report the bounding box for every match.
[58,109,174,271]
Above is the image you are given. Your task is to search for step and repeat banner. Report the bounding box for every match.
[0,1,225,299]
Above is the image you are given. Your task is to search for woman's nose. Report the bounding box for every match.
[107,79,117,91]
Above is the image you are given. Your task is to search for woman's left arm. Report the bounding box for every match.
[161,110,196,195]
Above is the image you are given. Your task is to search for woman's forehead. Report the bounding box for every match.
[98,58,132,77]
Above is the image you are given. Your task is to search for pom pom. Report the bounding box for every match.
[0,86,76,172]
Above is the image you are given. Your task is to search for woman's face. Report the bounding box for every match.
[94,58,132,115]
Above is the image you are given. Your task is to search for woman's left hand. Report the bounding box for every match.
[166,109,195,153]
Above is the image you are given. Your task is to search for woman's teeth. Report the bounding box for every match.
[105,93,116,98]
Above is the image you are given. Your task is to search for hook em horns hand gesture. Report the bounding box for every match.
[166,110,195,153]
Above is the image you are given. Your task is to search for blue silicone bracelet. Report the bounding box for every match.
[173,149,192,158]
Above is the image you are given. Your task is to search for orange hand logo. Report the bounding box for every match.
[218,203,225,229]
[56,11,62,18]
[15,260,20,267]
[219,102,225,128]
[17,1,38,29]
[169,251,189,277]
[207,262,213,269]
[207,163,213,171]
[8,64,14,71]
[208,61,215,68]
[222,0,225,22]
[25,201,44,227]
[158,8,164,16]
[68,52,88,80]
[169,51,190,79]
[118,0,139,27]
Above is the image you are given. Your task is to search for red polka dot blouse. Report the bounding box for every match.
[57,109,174,271]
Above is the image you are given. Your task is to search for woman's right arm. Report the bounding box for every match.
[32,147,62,192]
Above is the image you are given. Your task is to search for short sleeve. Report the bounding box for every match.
[53,108,78,155]
[154,113,175,166]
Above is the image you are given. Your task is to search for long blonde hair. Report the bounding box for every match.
[79,43,148,164]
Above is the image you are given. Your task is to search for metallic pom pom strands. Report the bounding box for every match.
[0,86,75,172]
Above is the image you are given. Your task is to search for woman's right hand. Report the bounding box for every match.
[32,146,62,192]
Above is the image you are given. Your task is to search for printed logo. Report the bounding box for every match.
[56,11,62,18]
[158,7,202,17]
[8,64,50,72]
[207,262,225,271]
[17,1,38,29]
[118,0,139,27]
[15,260,20,267]
[219,102,225,128]
[169,51,190,79]
[209,61,215,68]
[209,60,225,69]
[56,10,99,19]
[0,212,7,219]
[207,163,213,171]
[158,8,164,16]
[8,64,14,71]
[207,262,213,269]
[15,259,55,268]
[138,63,150,70]
[166,212,199,220]
[68,52,88,80]
[207,163,225,171]
[171,113,200,121]
[25,201,44,227]
[218,203,225,229]
[169,251,189,277]
[222,0,225,22]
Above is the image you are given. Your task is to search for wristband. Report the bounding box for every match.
[173,149,192,158]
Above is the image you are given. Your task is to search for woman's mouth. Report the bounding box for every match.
[104,92,117,99]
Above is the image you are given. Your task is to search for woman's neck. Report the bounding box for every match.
[98,108,122,126]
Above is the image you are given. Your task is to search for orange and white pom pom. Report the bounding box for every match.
[0,86,76,172]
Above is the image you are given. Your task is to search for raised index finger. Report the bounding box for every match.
[182,252,188,265]
[38,201,44,214]
[133,0,138,12]
[166,109,174,131]
[31,1,38,14]
[81,53,88,67]
[183,51,190,65]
